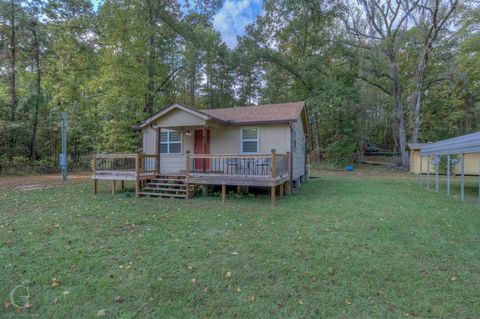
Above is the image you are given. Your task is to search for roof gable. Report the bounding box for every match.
[134,101,307,132]
[135,104,218,129]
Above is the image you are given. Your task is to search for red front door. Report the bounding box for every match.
[194,129,210,171]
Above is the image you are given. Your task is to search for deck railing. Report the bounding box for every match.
[186,151,289,179]
[93,153,159,176]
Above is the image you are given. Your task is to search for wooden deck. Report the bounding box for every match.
[91,151,291,205]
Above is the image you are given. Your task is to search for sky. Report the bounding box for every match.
[89,0,263,48]
[212,0,263,48]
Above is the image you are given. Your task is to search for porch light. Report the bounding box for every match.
[186,130,191,136]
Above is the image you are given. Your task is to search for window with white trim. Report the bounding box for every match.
[160,131,181,154]
[241,128,258,153]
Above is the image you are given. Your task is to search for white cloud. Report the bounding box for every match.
[213,0,263,48]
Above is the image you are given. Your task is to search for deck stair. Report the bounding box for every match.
[138,174,195,199]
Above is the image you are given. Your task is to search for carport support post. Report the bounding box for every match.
[447,155,451,195]
[461,153,465,201]
[419,156,423,187]
[435,156,439,193]
[427,156,430,190]
[478,162,480,205]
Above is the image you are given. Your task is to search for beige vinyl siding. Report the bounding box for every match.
[409,150,435,174]
[454,153,480,175]
[209,125,289,154]
[142,128,194,173]
[291,116,306,181]
[409,151,480,175]
[153,108,206,128]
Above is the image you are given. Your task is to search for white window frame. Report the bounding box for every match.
[241,127,259,154]
[160,130,182,154]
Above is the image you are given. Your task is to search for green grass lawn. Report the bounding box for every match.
[1,171,480,318]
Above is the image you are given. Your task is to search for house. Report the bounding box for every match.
[92,101,309,205]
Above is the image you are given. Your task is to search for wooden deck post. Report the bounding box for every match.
[271,186,276,206]
[156,128,161,174]
[271,149,277,179]
[286,151,291,195]
[92,154,97,194]
[271,149,277,207]
[280,182,284,199]
[222,184,226,203]
[121,180,125,190]
[112,180,116,195]
[202,126,207,173]
[135,154,141,197]
[185,150,190,200]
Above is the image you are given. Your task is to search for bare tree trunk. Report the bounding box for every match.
[190,53,197,107]
[389,53,408,167]
[30,20,41,162]
[410,0,458,142]
[9,0,17,122]
[145,33,155,115]
[411,55,427,143]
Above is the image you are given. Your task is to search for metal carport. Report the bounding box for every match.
[419,131,480,202]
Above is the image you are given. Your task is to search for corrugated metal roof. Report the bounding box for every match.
[420,132,480,156]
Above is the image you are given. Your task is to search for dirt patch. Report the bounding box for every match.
[15,184,52,191]
[310,164,414,180]
[0,172,91,191]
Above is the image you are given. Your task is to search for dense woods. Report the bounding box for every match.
[0,0,479,172]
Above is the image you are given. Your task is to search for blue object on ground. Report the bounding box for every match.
[344,165,354,171]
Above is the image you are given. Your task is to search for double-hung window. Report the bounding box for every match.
[241,128,258,153]
[160,131,181,154]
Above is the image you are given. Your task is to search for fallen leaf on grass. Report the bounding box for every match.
[327,267,335,275]
[247,294,256,302]
[4,300,12,308]
[450,275,457,281]
[191,278,197,283]
[203,286,209,293]
[50,278,61,288]
[97,309,107,317]
[299,300,304,305]
[226,271,232,278]
[63,290,70,297]
[231,251,239,255]
[345,299,352,305]
[236,288,241,293]
[114,296,124,303]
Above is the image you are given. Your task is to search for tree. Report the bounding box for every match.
[348,0,420,167]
